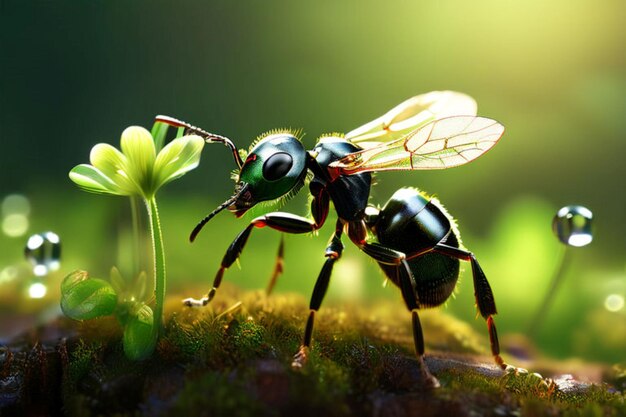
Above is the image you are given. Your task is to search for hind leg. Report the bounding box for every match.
[347,219,440,388]
[430,243,508,370]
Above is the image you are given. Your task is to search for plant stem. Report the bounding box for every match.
[146,197,166,336]
[130,196,143,277]
[527,245,571,338]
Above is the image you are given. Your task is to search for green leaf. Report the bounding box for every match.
[123,304,155,360]
[60,271,118,320]
[153,135,204,189]
[151,121,170,153]
[69,164,122,195]
[61,270,89,294]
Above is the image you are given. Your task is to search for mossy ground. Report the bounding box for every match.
[1,285,624,416]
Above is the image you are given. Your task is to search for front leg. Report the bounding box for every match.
[183,212,325,307]
[292,219,344,368]
[184,191,329,307]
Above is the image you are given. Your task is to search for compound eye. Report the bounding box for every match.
[262,152,293,181]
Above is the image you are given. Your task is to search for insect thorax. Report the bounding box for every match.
[311,137,372,221]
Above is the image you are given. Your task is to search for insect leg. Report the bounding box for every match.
[352,240,419,310]
[183,223,255,307]
[184,207,328,307]
[292,220,344,368]
[265,235,285,295]
[431,243,507,370]
[349,227,438,386]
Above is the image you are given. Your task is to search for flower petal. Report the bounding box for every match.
[69,164,126,195]
[153,135,205,189]
[120,126,156,196]
[89,143,137,195]
[90,143,126,174]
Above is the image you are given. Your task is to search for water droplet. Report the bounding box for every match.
[552,205,593,247]
[1,194,30,217]
[604,294,624,312]
[24,231,61,276]
[28,282,47,299]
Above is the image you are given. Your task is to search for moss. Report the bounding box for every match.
[159,313,222,364]
[4,287,624,416]
[168,372,266,417]
[223,318,271,363]
[62,340,102,415]
[606,363,626,393]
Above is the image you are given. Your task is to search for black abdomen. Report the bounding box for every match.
[375,188,460,308]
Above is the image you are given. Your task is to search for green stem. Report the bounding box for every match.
[130,196,143,276]
[146,197,166,336]
[527,245,571,338]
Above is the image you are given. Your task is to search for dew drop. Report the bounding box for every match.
[552,205,593,247]
[24,231,61,276]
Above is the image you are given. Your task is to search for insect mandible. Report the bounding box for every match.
[156,90,507,387]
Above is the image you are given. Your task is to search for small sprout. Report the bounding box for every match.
[110,266,148,306]
[60,268,156,360]
[60,270,118,320]
[111,267,156,360]
[65,123,204,360]
[123,303,155,360]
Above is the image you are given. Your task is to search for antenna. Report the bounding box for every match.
[155,115,244,169]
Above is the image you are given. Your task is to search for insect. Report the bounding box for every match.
[156,90,507,387]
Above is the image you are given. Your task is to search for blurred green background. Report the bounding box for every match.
[1,1,624,363]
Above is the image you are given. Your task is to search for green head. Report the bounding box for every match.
[231,132,308,216]
[190,131,307,241]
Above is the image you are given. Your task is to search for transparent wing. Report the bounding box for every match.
[345,90,477,149]
[332,116,504,175]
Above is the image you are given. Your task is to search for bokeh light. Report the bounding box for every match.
[2,213,29,237]
[604,294,624,313]
[28,282,47,299]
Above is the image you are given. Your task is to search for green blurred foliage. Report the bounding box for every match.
[1,1,624,363]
